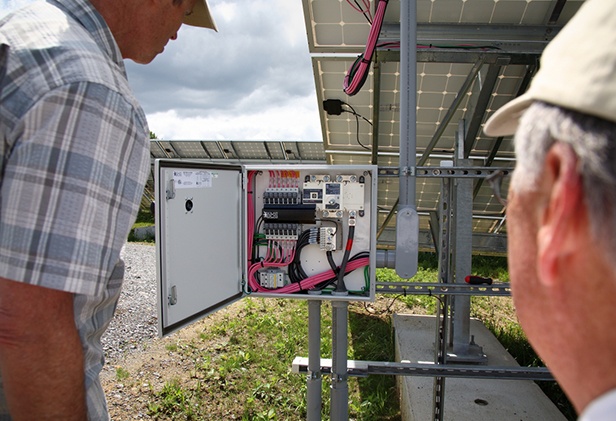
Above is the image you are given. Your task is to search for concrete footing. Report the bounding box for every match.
[394,314,566,421]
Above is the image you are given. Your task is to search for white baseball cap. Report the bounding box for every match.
[183,0,217,31]
[484,0,616,137]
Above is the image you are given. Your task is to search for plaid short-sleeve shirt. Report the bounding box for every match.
[0,1,150,419]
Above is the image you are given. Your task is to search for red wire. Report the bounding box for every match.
[248,257,369,294]
[345,0,373,20]
[343,0,388,95]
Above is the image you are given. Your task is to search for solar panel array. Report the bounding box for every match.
[302,0,584,252]
[150,139,326,162]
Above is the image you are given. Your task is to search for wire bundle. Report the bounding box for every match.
[247,171,369,295]
[268,170,300,190]
[343,0,389,96]
[248,256,370,295]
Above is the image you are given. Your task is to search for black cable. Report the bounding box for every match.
[335,225,355,293]
[417,44,501,51]
[345,53,371,96]
[341,102,372,151]
[312,250,368,291]
[353,0,372,24]
[252,215,266,263]
[363,293,404,315]
[326,251,338,273]
[288,229,312,284]
[320,219,339,234]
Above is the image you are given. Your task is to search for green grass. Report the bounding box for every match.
[146,298,399,420]
[141,253,574,420]
[115,366,130,382]
[127,208,155,242]
[148,380,201,420]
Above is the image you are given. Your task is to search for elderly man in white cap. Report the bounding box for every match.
[484,0,616,419]
[0,0,216,419]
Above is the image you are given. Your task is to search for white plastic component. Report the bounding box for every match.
[304,174,365,218]
[259,269,288,289]
[320,226,337,251]
[341,181,364,212]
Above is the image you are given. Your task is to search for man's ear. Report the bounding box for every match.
[536,143,584,286]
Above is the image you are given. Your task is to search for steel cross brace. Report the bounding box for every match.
[376,282,511,296]
[292,357,553,382]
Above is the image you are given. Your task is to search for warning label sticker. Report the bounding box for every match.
[173,170,213,189]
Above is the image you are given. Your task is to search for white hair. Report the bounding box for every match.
[513,101,616,257]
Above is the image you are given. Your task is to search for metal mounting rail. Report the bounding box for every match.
[378,166,513,178]
[376,282,511,296]
[292,358,553,381]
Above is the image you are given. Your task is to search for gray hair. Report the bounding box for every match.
[513,101,616,257]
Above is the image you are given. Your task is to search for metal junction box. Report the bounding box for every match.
[155,160,377,336]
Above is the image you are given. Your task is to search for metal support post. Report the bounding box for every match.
[330,301,349,421]
[371,59,381,166]
[450,158,479,357]
[395,0,419,279]
[449,122,487,363]
[433,166,452,421]
[307,300,322,421]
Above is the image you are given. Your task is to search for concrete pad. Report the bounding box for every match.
[394,314,565,421]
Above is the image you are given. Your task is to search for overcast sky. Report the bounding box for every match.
[0,0,322,142]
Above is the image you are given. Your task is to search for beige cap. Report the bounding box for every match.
[484,0,616,137]
[183,0,217,31]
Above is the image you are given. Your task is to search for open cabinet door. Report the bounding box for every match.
[155,160,245,336]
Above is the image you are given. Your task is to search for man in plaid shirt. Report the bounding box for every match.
[0,0,216,419]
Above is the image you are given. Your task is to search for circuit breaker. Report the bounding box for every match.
[155,160,377,336]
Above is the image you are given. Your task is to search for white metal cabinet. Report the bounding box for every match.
[156,160,377,336]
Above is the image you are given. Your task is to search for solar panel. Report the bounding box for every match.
[150,140,326,163]
[302,0,585,253]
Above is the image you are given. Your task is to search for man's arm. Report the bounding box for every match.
[0,277,87,420]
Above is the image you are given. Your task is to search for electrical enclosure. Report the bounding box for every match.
[155,160,377,336]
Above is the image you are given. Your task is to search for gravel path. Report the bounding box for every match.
[102,243,158,365]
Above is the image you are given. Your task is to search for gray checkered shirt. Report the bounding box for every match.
[0,0,150,419]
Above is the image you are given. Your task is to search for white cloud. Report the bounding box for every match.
[1,0,323,142]
[149,94,321,141]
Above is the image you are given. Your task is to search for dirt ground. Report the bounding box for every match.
[100,302,244,420]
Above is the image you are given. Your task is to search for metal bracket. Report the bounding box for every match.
[331,373,348,383]
[447,336,488,364]
[168,285,177,306]
[166,178,176,200]
[308,371,321,381]
[400,166,415,176]
[376,281,511,297]
[378,166,513,178]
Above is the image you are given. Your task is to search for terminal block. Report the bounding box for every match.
[319,226,337,251]
[259,268,288,289]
